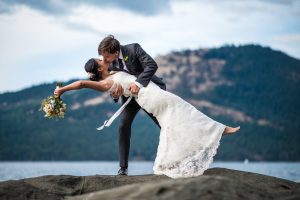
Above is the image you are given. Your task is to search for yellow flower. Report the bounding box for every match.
[124,56,129,62]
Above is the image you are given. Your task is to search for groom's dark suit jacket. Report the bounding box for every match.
[108,43,166,96]
[108,43,165,169]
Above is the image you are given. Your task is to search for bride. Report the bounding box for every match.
[54,58,240,179]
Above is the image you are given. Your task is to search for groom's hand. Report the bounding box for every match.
[128,83,140,95]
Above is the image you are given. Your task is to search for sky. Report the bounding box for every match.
[0,0,299,93]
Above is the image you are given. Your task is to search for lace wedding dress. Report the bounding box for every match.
[107,71,226,178]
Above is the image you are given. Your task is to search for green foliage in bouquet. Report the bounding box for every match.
[39,82,67,118]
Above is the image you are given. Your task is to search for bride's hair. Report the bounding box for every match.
[84,58,102,81]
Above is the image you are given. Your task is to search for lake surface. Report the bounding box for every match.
[0,161,299,182]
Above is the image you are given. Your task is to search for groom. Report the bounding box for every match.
[98,35,166,175]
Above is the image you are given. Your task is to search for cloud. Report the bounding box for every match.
[0,0,171,16]
[260,0,299,5]
[271,33,300,58]
[200,0,299,6]
[273,34,300,43]
[0,0,299,93]
[0,6,101,93]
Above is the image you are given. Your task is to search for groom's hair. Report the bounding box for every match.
[98,35,120,55]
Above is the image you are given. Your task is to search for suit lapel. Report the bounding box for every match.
[120,45,133,72]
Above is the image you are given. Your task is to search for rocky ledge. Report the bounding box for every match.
[0,168,299,200]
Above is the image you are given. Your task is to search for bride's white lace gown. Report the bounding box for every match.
[108,72,226,178]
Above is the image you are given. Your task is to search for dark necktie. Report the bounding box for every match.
[118,58,124,70]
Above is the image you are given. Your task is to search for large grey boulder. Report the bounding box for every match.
[0,168,299,200]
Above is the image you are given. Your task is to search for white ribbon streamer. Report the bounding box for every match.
[97,96,133,131]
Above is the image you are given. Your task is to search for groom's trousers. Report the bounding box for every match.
[119,96,160,168]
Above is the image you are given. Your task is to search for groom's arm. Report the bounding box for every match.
[134,43,158,87]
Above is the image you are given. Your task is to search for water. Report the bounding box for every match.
[0,161,299,182]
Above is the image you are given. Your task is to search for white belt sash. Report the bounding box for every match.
[97,96,133,131]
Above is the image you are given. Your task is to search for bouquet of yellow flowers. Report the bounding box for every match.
[39,82,67,118]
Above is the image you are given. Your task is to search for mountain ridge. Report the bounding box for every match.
[0,44,299,161]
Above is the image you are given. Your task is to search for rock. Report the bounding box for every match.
[0,168,299,200]
[0,174,168,200]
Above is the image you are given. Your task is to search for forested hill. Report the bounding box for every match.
[0,44,299,161]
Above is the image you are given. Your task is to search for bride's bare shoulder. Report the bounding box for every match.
[100,71,119,82]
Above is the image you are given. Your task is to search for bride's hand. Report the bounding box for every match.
[54,87,64,97]
[111,83,124,98]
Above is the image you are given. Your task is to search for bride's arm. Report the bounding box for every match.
[54,79,115,97]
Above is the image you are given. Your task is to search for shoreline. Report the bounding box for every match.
[1,161,299,183]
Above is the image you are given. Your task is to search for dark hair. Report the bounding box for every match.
[98,35,120,55]
[84,58,101,81]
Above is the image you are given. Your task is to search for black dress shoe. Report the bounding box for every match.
[118,167,128,176]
